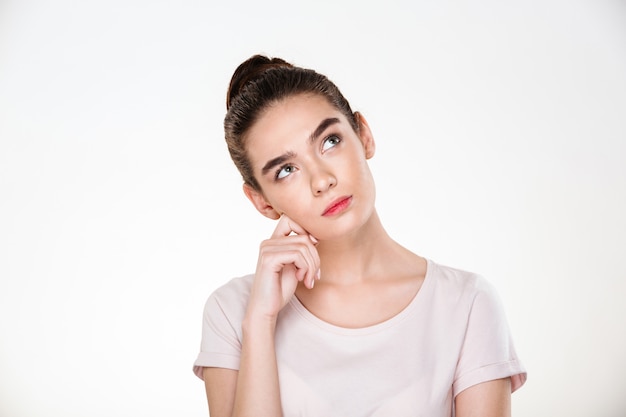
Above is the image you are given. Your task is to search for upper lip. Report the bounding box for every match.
[322,195,352,216]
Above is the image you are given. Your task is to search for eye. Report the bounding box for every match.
[321,135,341,152]
[275,164,297,180]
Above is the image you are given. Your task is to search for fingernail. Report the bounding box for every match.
[310,278,315,289]
[309,235,319,244]
[316,269,321,280]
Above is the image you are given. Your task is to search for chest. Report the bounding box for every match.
[273,302,467,417]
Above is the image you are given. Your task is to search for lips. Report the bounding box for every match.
[322,196,353,216]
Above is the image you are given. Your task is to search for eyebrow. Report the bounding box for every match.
[261,151,296,176]
[261,117,341,176]
[309,117,340,144]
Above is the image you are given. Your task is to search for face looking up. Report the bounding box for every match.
[243,93,377,241]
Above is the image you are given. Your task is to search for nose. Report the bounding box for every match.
[310,165,336,195]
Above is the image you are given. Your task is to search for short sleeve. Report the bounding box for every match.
[452,277,527,396]
[192,276,251,379]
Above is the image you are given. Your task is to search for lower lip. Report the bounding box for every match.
[323,197,352,216]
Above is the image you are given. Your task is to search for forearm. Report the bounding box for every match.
[232,316,283,417]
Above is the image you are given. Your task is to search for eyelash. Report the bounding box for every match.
[274,164,296,180]
[273,134,342,181]
[322,134,342,151]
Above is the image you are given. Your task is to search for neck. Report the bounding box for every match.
[315,210,404,285]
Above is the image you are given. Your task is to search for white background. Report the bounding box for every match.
[1,0,625,416]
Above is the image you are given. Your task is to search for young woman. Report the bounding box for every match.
[193,55,527,417]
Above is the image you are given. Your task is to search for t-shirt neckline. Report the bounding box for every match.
[288,258,435,336]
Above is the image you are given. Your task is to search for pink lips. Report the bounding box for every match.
[322,196,353,216]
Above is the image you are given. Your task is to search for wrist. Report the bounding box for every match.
[242,310,278,335]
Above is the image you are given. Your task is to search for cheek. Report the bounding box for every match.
[349,155,374,186]
[266,185,308,214]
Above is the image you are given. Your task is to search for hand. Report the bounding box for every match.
[245,214,320,323]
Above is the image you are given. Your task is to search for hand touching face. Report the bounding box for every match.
[245,214,320,322]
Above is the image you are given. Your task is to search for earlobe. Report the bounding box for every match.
[355,112,376,159]
[242,184,281,220]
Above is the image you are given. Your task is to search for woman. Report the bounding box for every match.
[193,54,526,417]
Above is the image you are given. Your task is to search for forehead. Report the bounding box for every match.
[245,94,347,162]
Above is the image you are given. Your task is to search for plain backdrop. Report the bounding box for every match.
[1,0,625,416]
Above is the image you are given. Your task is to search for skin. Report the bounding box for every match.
[203,93,512,416]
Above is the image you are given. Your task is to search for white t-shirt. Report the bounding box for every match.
[193,259,527,416]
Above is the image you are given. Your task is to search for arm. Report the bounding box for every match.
[203,215,320,417]
[203,318,282,417]
[203,367,237,417]
[455,377,511,417]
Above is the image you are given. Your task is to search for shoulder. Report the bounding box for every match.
[423,259,506,319]
[194,275,254,375]
[209,274,254,303]
[427,260,494,299]
[202,274,254,322]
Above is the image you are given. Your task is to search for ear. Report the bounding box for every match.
[354,112,376,159]
[242,183,281,220]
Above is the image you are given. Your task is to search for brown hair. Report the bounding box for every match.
[224,54,359,191]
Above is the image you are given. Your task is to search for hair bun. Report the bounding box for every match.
[226,54,293,109]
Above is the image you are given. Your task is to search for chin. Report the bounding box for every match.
[313,210,375,241]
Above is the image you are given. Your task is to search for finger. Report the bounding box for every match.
[271,214,309,239]
[260,248,314,283]
[262,237,319,277]
[261,237,320,288]
[269,215,320,288]
[271,215,320,247]
[289,235,320,287]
